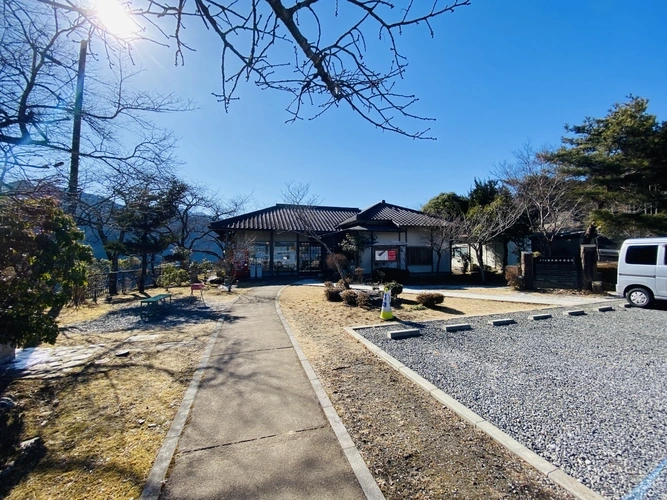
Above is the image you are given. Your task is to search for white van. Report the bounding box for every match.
[616,237,667,307]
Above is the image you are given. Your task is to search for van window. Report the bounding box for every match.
[626,245,658,265]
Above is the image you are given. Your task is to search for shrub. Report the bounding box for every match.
[157,264,190,289]
[340,290,358,306]
[323,287,343,302]
[323,281,334,288]
[326,253,349,277]
[504,265,523,290]
[337,278,352,288]
[416,292,444,308]
[353,267,365,283]
[385,281,403,298]
[355,291,371,308]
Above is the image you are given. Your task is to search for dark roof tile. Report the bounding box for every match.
[211,201,442,233]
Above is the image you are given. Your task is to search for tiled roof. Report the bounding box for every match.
[210,204,360,233]
[211,201,443,233]
[338,201,443,228]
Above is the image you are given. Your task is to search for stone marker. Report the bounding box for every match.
[530,314,552,321]
[444,323,472,332]
[387,329,420,340]
[488,318,516,326]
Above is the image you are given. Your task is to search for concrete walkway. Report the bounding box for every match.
[158,285,370,500]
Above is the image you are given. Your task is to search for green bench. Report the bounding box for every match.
[140,294,172,317]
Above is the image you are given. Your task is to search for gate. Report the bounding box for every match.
[533,257,580,289]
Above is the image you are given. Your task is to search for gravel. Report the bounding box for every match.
[62,299,228,334]
[356,302,667,500]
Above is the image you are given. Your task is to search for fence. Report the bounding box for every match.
[83,266,166,301]
[533,257,580,289]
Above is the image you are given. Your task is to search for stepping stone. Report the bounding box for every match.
[488,318,516,326]
[530,314,552,321]
[387,329,420,340]
[443,323,471,332]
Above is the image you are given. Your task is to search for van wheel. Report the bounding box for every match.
[626,287,653,308]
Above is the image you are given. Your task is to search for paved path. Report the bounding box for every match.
[159,285,369,500]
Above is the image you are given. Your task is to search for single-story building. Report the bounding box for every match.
[210,200,451,278]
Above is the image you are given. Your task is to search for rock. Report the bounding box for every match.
[115,350,130,357]
[19,437,41,450]
[0,396,17,409]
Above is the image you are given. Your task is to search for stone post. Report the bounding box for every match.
[580,244,598,291]
[521,252,533,290]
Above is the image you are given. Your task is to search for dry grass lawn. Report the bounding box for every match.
[0,285,244,500]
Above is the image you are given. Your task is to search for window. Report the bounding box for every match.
[407,246,433,266]
[626,245,658,265]
[273,241,297,271]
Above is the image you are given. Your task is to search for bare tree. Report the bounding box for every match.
[281,181,350,288]
[495,142,587,257]
[215,230,257,292]
[0,0,191,204]
[167,184,250,266]
[462,195,523,284]
[36,0,470,139]
[421,216,464,275]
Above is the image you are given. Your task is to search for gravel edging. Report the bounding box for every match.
[344,326,604,500]
[349,302,667,500]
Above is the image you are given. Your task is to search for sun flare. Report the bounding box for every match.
[96,0,138,39]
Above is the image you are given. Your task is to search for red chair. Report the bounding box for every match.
[190,283,206,306]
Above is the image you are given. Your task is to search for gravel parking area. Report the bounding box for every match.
[356,302,667,499]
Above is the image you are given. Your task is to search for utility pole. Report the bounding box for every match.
[67,39,87,216]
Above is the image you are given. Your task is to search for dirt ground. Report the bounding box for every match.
[279,285,574,499]
[0,286,242,500]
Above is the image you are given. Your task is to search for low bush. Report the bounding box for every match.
[323,287,343,302]
[340,290,358,306]
[337,278,352,288]
[416,292,444,308]
[157,264,190,289]
[326,253,349,279]
[353,267,365,283]
[355,291,371,308]
[504,265,524,290]
[323,281,334,288]
[385,281,403,298]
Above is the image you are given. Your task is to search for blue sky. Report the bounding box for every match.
[127,0,667,212]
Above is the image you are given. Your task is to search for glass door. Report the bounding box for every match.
[299,243,322,274]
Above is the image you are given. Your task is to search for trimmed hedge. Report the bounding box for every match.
[416,292,444,308]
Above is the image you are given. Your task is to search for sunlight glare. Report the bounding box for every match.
[96,0,138,39]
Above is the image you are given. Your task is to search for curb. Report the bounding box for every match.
[343,326,606,500]
[275,286,385,500]
[140,297,240,500]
